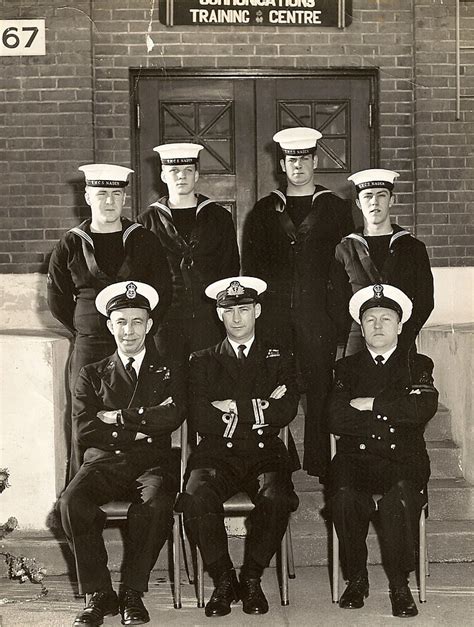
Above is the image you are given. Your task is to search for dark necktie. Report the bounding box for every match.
[125,357,137,385]
[237,344,247,361]
[375,355,385,368]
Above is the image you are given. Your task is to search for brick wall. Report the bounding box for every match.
[413,0,474,266]
[1,0,472,273]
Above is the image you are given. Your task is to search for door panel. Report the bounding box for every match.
[133,71,376,239]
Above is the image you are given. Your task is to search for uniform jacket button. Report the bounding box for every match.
[257,429,263,435]
[390,427,395,433]
[391,444,396,450]
[115,449,121,455]
[258,442,264,448]
[138,407,144,415]
[226,441,233,448]
[371,434,376,439]
[146,437,153,443]
[141,419,146,425]
[359,443,366,450]
[383,416,388,421]
[377,414,382,420]
[111,431,118,438]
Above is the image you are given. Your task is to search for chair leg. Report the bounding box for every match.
[172,513,182,609]
[179,516,193,585]
[280,529,289,606]
[287,518,296,579]
[332,523,339,603]
[196,549,205,608]
[419,508,427,603]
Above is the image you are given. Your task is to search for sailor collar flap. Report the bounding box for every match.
[344,227,411,251]
[69,219,142,249]
[271,187,332,212]
[149,195,213,219]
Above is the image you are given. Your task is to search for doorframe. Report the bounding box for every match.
[129,67,379,218]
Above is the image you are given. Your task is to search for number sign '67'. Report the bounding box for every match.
[0,20,45,56]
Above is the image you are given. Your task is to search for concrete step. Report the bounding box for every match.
[424,405,452,441]
[427,441,463,478]
[5,518,474,577]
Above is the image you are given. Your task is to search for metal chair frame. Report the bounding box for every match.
[100,420,189,609]
[330,433,429,604]
[182,426,296,608]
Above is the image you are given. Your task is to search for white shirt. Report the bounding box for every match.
[117,347,146,377]
[228,336,255,358]
[368,345,397,366]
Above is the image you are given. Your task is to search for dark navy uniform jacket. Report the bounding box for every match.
[73,347,186,467]
[242,187,353,324]
[138,195,240,321]
[188,337,299,463]
[328,348,438,464]
[329,224,434,349]
[47,218,172,336]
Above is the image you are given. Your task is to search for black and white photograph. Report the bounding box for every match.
[1,1,473,625]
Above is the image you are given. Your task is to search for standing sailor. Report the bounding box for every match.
[138,143,240,362]
[329,169,434,356]
[242,127,353,480]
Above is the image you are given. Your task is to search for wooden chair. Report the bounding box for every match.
[330,433,428,604]
[181,426,296,608]
[100,420,189,609]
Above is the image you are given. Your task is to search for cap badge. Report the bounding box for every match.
[373,284,384,299]
[126,282,138,300]
[226,281,245,297]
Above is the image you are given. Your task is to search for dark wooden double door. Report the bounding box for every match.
[131,70,377,240]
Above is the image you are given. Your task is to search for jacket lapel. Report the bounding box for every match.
[213,338,242,382]
[99,351,136,409]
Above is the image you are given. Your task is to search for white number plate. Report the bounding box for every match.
[0,20,46,56]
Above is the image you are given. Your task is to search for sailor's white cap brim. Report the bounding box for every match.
[153,142,204,163]
[273,127,322,151]
[79,164,133,187]
[348,169,399,190]
[205,276,267,302]
[95,281,159,316]
[349,284,413,324]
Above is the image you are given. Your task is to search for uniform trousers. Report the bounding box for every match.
[177,437,297,580]
[257,305,335,480]
[59,449,177,595]
[330,452,429,586]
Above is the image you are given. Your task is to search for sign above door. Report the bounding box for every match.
[158,0,352,28]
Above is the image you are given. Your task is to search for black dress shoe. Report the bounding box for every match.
[74,590,119,626]
[205,569,240,617]
[119,588,150,625]
[339,576,369,609]
[240,576,269,615]
[389,585,418,618]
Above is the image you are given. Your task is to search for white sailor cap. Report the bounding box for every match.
[95,281,159,317]
[205,276,267,307]
[153,142,204,165]
[349,284,413,325]
[79,164,133,188]
[273,127,322,155]
[348,169,399,194]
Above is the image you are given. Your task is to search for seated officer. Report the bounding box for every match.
[59,281,185,627]
[328,284,438,618]
[177,276,299,617]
